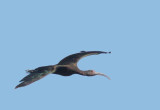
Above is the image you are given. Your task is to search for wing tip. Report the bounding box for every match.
[80,51,111,54]
[15,85,20,89]
[92,51,111,54]
[15,82,26,89]
[15,84,22,89]
[15,86,19,89]
[103,51,111,54]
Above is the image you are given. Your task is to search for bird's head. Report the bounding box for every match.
[85,70,111,80]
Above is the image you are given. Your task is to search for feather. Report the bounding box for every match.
[15,65,55,89]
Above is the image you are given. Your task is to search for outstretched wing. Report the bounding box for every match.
[15,65,56,89]
[58,51,110,65]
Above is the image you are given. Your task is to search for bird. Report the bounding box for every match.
[15,51,111,89]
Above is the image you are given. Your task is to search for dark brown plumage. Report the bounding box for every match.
[15,51,111,89]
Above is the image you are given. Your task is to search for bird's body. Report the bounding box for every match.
[54,66,78,76]
[15,51,111,89]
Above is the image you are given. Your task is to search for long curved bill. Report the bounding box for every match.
[95,72,111,80]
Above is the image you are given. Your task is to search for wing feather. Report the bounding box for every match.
[15,65,55,89]
[58,51,110,65]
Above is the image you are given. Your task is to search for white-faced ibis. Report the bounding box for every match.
[15,51,111,89]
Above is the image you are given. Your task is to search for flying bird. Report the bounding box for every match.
[15,51,111,89]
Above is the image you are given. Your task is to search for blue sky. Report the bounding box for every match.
[0,0,160,110]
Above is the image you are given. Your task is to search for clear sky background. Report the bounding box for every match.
[0,0,160,110]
